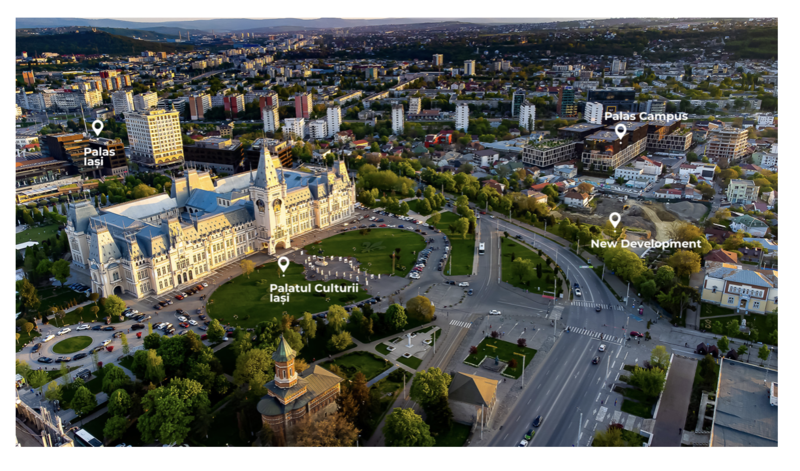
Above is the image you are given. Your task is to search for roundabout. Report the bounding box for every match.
[51,335,93,354]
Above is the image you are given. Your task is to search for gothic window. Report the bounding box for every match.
[256,199,266,213]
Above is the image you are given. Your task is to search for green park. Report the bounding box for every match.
[465,337,537,379]
[501,238,559,294]
[52,336,92,354]
[434,211,475,276]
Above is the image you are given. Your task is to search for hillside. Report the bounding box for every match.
[140,26,209,37]
[15,30,194,55]
[96,27,178,40]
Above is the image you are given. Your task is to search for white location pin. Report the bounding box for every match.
[91,120,104,137]
[278,256,290,273]
[609,212,622,229]
[614,124,627,141]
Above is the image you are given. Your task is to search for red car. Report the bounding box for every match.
[379,224,387,227]
[196,285,204,290]
[201,334,208,341]
[179,322,190,328]
[175,294,184,300]
[630,331,644,338]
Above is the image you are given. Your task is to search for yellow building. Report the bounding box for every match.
[701,266,778,314]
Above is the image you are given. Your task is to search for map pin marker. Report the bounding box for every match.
[609,212,621,229]
[614,124,626,141]
[91,120,104,137]
[278,256,290,274]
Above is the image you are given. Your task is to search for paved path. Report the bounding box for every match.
[651,355,696,446]
[366,365,398,388]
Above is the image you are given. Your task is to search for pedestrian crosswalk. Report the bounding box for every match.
[593,406,644,431]
[565,326,624,345]
[450,319,473,330]
[571,301,625,311]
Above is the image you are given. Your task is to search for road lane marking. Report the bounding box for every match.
[595,392,601,402]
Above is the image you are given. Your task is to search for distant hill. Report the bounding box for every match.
[96,27,178,40]
[15,30,194,55]
[139,26,209,37]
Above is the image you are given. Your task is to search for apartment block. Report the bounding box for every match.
[455,103,469,132]
[294,93,312,119]
[326,106,342,137]
[433,54,443,66]
[223,94,245,117]
[521,140,578,168]
[584,102,603,125]
[706,127,749,165]
[726,179,760,205]
[133,91,159,111]
[409,96,423,115]
[391,104,404,135]
[645,120,693,153]
[283,118,306,140]
[580,121,648,171]
[463,60,475,76]
[189,94,212,121]
[262,104,280,133]
[309,120,328,140]
[125,109,184,168]
[519,101,536,131]
[111,90,134,116]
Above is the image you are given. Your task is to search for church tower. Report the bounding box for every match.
[249,146,288,251]
[272,335,299,389]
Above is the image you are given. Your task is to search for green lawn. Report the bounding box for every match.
[46,366,79,382]
[82,412,145,447]
[214,344,238,376]
[501,239,558,294]
[405,199,422,213]
[397,355,422,369]
[699,313,777,344]
[118,356,134,371]
[375,343,392,355]
[83,366,109,395]
[16,329,41,352]
[434,422,471,447]
[205,403,252,447]
[52,336,92,354]
[207,261,370,329]
[435,211,475,276]
[321,351,392,381]
[700,304,737,318]
[38,286,88,314]
[364,371,409,439]
[304,228,426,277]
[620,387,657,419]
[464,337,536,379]
[349,315,430,344]
[16,224,60,244]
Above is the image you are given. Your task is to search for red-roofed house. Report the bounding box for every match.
[482,179,505,193]
[564,189,591,207]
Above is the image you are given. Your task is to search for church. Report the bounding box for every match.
[257,335,344,437]
[65,147,355,300]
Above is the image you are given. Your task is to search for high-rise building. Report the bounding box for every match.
[433,54,443,66]
[557,86,578,118]
[223,94,245,118]
[133,91,159,111]
[309,120,328,140]
[611,59,626,74]
[706,127,749,165]
[512,90,526,117]
[586,88,636,113]
[391,104,404,135]
[365,68,378,80]
[294,93,312,119]
[111,90,134,116]
[585,102,603,125]
[262,104,280,133]
[326,106,342,137]
[22,71,35,86]
[408,96,423,115]
[463,60,475,76]
[125,108,184,168]
[89,137,128,176]
[455,103,469,132]
[283,118,306,140]
[188,94,212,120]
[258,91,279,114]
[519,101,536,131]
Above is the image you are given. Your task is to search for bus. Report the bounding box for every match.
[478,243,485,255]
[74,429,103,447]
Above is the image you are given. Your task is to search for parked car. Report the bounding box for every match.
[175,294,184,300]
[73,353,88,360]
[42,334,55,342]
[489,310,501,315]
[91,325,102,331]
[38,357,53,364]
[55,356,71,363]
[154,304,163,310]
[57,328,71,336]
[76,324,90,331]
[131,324,145,331]
[630,331,644,338]
[458,282,469,287]
[468,289,474,296]
[201,282,208,288]
[103,326,115,331]
[31,344,42,353]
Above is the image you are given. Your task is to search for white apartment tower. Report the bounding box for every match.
[585,102,603,125]
[612,59,626,74]
[433,54,443,66]
[283,118,306,140]
[463,60,476,76]
[408,96,423,115]
[125,108,184,168]
[309,120,328,140]
[391,104,404,135]
[326,105,342,137]
[263,104,280,133]
[111,90,134,115]
[455,103,470,132]
[519,101,537,131]
[133,91,158,111]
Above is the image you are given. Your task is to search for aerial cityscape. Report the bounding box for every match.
[13,15,778,449]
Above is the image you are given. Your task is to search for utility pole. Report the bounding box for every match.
[626,281,630,304]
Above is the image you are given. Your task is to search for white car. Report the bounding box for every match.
[518,439,529,447]
[409,273,420,279]
[76,324,90,331]
[189,320,198,326]
[599,344,606,352]
[178,316,187,322]
[458,282,470,287]
[42,334,55,342]
[156,323,166,329]
[489,310,502,315]
[201,282,208,287]
[574,288,582,297]
[101,339,112,346]
[57,328,72,336]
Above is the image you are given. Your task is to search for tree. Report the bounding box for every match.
[639,280,658,301]
[103,416,128,443]
[455,217,469,239]
[428,212,441,225]
[384,304,408,331]
[409,368,452,408]
[337,371,371,430]
[758,345,771,365]
[327,304,349,333]
[108,389,132,417]
[717,336,730,353]
[23,322,34,337]
[593,426,626,447]
[70,386,98,418]
[328,331,353,352]
[239,259,255,278]
[104,295,127,320]
[144,349,166,385]
[650,345,670,370]
[143,332,161,350]
[28,370,49,392]
[19,278,40,313]
[137,378,210,445]
[121,332,129,355]
[656,285,699,320]
[737,344,749,357]
[725,319,741,338]
[50,259,71,287]
[207,319,225,344]
[293,411,359,446]
[654,266,676,290]
[299,311,317,344]
[603,247,645,282]
[406,296,435,322]
[666,250,702,278]
[630,366,666,398]
[233,348,274,395]
[102,364,131,395]
[44,381,62,402]
[517,338,527,348]
[383,408,436,447]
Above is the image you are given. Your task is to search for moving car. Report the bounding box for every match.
[518,439,528,447]
[598,344,606,352]
[533,416,543,427]
[574,288,582,297]
[595,306,602,312]
[630,331,644,338]
[38,357,53,364]
[524,429,534,440]
[458,282,469,287]
[57,328,71,336]
[103,326,115,331]
[489,310,501,315]
[31,343,41,353]
[73,353,88,360]
[131,324,145,331]
[42,334,55,342]
[55,356,71,363]
[592,356,600,365]
[468,289,474,296]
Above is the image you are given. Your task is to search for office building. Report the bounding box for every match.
[519,101,536,131]
[125,108,184,168]
[557,86,577,118]
[326,106,342,137]
[580,121,648,171]
[41,132,101,178]
[189,94,212,121]
[283,118,306,140]
[646,121,693,153]
[455,103,469,132]
[223,94,245,118]
[433,54,443,66]
[512,90,526,117]
[309,120,328,140]
[463,60,475,76]
[521,139,578,168]
[111,90,134,116]
[183,137,245,175]
[706,127,749,165]
[710,359,777,447]
[294,93,312,119]
[585,102,603,125]
[133,91,159,111]
[391,104,404,135]
[409,96,423,115]
[586,88,636,113]
[89,137,128,176]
